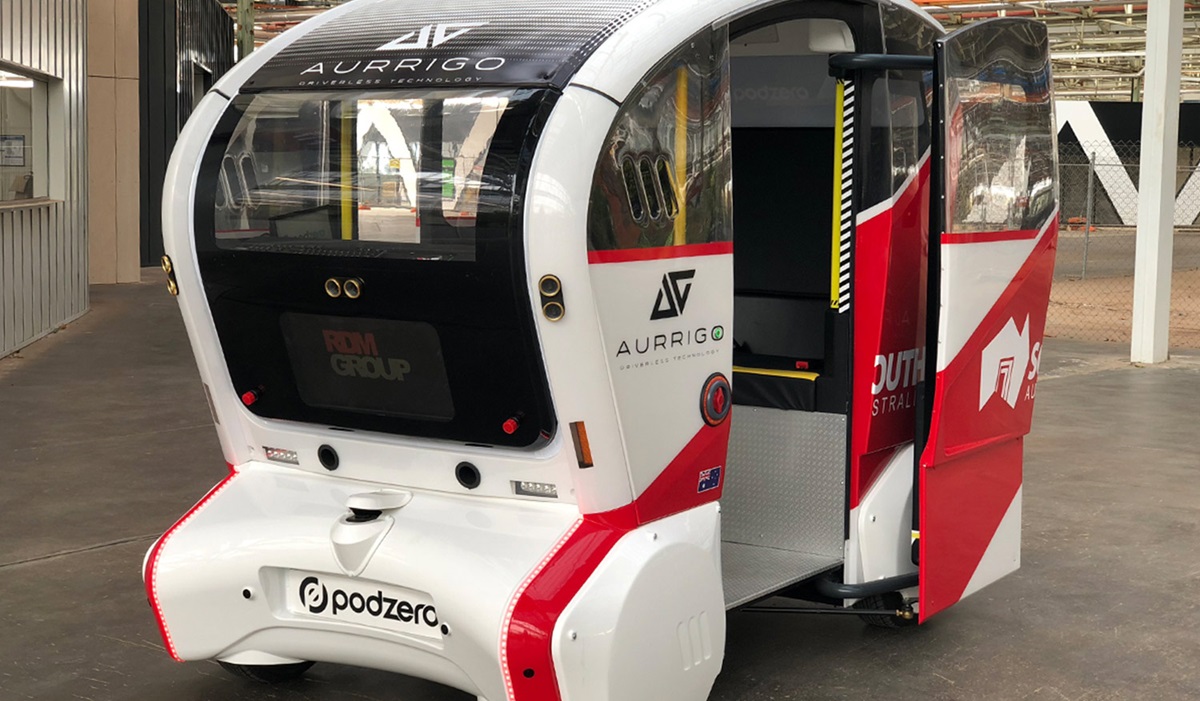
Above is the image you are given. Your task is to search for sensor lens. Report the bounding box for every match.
[318,445,340,471]
[455,462,481,490]
[539,275,561,297]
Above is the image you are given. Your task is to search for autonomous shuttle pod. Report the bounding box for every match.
[149,0,1059,698]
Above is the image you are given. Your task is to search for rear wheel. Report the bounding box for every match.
[217,660,315,684]
[853,592,917,629]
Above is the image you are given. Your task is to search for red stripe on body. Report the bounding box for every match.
[145,466,239,662]
[850,160,931,507]
[920,440,1023,620]
[501,423,727,700]
[587,241,732,264]
[942,228,1040,244]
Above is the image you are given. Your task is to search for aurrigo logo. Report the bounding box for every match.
[980,315,1042,410]
[376,22,488,51]
[651,270,696,320]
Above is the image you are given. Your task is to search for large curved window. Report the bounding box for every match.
[588,29,732,252]
[942,23,1056,234]
[209,89,519,262]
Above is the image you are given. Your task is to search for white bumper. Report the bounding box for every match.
[147,463,726,701]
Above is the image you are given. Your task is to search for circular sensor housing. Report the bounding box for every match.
[542,301,565,322]
[324,278,343,299]
[318,445,340,471]
[455,462,482,490]
[538,275,561,297]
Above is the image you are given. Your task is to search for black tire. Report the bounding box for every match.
[217,660,315,684]
[854,592,917,629]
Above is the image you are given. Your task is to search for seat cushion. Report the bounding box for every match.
[732,365,819,412]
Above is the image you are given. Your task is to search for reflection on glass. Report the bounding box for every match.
[622,156,647,223]
[589,28,732,251]
[0,69,49,203]
[656,156,680,219]
[639,156,663,220]
[211,89,517,261]
[943,23,1057,234]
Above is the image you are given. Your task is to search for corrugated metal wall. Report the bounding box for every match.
[0,0,89,358]
[139,0,234,267]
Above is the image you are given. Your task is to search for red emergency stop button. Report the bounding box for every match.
[700,373,732,427]
[502,417,521,435]
[241,390,260,407]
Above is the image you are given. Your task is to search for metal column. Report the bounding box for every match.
[1083,152,1095,280]
[237,0,255,58]
[1131,0,1185,363]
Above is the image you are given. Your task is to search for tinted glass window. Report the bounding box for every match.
[211,89,518,262]
[0,68,49,202]
[941,22,1056,233]
[589,28,732,251]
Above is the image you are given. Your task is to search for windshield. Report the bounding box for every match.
[212,89,519,262]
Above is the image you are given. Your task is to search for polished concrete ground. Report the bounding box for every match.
[2,271,1199,701]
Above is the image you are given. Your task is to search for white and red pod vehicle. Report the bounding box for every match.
[148,1,1058,698]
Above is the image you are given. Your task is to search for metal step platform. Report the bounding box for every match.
[720,407,847,609]
[722,541,842,609]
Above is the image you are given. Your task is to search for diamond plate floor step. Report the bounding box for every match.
[722,541,842,609]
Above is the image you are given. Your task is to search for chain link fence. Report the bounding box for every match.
[1050,140,1200,348]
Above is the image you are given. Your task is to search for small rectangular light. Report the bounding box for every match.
[512,481,559,499]
[264,446,300,465]
[570,421,594,468]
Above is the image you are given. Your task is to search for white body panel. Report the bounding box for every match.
[552,505,725,701]
[588,256,733,496]
[844,445,918,588]
[154,463,578,699]
[523,88,633,514]
[571,0,748,101]
[960,486,1022,600]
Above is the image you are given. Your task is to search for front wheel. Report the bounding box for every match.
[853,592,917,629]
[217,660,315,684]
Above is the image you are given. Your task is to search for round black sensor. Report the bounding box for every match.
[318,445,340,471]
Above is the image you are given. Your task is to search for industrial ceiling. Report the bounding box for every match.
[223,0,1200,101]
[914,1,1200,101]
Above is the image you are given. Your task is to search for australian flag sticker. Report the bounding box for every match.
[697,466,723,494]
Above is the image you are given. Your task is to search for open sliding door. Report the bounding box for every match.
[917,18,1058,622]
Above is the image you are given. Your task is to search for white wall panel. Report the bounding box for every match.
[0,0,88,357]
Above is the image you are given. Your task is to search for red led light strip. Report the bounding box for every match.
[498,518,583,700]
[144,466,240,662]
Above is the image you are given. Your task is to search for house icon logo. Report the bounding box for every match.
[979,315,1031,410]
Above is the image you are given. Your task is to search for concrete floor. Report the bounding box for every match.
[3,271,1200,701]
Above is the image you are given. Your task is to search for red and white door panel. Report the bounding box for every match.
[919,18,1058,621]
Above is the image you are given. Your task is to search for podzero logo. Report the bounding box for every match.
[979,314,1042,410]
[651,270,696,320]
[376,22,488,51]
[299,576,439,628]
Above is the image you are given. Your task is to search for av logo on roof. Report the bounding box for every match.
[651,270,696,320]
[376,22,489,51]
[980,315,1033,410]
